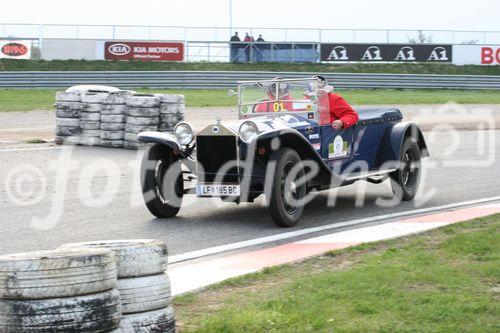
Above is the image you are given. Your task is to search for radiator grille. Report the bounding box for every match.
[196,135,239,183]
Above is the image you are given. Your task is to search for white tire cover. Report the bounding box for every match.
[81,92,108,104]
[65,85,119,94]
[56,118,80,127]
[55,91,81,102]
[80,112,101,122]
[101,123,125,131]
[111,306,175,333]
[0,289,121,333]
[0,248,117,300]
[124,124,158,134]
[102,104,127,115]
[156,94,185,104]
[55,101,83,110]
[79,137,101,146]
[102,115,126,123]
[124,141,149,150]
[81,129,101,137]
[126,117,159,126]
[56,109,80,118]
[159,103,185,114]
[56,126,82,136]
[126,95,160,108]
[61,240,168,278]
[103,92,131,105]
[83,103,103,113]
[126,107,160,117]
[80,121,101,130]
[101,140,125,148]
[117,274,171,314]
[56,136,81,145]
[124,132,140,142]
[101,131,125,140]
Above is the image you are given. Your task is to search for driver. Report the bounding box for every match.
[255,78,294,113]
[312,75,358,129]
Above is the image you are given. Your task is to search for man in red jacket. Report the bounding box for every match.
[312,75,359,129]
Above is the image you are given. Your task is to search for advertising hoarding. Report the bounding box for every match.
[0,40,32,59]
[104,41,184,61]
[452,45,500,65]
[320,43,452,62]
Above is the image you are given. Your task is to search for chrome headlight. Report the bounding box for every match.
[174,122,194,146]
[239,121,259,143]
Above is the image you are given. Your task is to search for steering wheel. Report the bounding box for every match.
[252,98,270,113]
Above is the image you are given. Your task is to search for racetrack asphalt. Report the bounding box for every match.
[0,129,498,256]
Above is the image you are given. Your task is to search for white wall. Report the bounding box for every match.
[41,39,104,60]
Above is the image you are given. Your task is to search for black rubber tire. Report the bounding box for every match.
[141,144,183,218]
[390,138,422,201]
[268,148,306,227]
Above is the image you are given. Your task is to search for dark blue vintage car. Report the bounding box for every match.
[138,77,429,227]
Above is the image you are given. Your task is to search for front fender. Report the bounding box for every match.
[255,128,345,186]
[384,122,430,162]
[137,131,189,159]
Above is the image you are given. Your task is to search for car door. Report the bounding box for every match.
[320,124,355,171]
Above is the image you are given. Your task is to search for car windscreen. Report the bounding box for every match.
[239,79,319,115]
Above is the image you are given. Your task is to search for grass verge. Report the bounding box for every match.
[173,214,500,332]
[2,60,500,75]
[1,89,500,112]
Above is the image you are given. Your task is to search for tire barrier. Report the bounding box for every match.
[0,248,122,332]
[61,240,174,332]
[54,87,185,150]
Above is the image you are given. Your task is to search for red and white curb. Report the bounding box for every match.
[169,202,500,296]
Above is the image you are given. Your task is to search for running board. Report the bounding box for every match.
[343,169,397,182]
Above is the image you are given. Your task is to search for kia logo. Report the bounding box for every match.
[108,43,131,56]
[1,43,28,57]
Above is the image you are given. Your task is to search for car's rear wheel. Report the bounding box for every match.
[141,144,183,218]
[268,148,306,227]
[390,138,422,201]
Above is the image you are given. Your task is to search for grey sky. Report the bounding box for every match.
[1,0,499,31]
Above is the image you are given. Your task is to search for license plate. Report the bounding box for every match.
[196,184,240,197]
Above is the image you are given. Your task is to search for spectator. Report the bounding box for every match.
[257,34,265,42]
[243,32,253,62]
[255,34,265,62]
[229,32,241,62]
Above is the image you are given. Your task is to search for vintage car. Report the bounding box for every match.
[138,77,429,227]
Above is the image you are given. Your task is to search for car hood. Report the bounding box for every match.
[218,114,317,135]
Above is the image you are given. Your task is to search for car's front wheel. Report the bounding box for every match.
[268,148,307,227]
[390,138,422,201]
[141,144,184,218]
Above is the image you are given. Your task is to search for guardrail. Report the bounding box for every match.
[0,71,499,90]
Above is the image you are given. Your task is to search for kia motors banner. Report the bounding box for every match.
[320,43,452,62]
[0,40,32,59]
[453,45,500,65]
[104,41,184,61]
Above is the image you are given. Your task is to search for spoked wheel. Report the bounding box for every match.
[141,144,184,218]
[390,138,422,201]
[268,148,307,227]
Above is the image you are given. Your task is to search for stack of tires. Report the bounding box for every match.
[124,95,160,150]
[80,92,107,146]
[61,240,175,333]
[0,248,121,332]
[55,91,82,145]
[157,94,185,133]
[100,92,130,149]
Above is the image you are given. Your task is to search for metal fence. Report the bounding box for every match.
[1,71,499,90]
[2,23,500,44]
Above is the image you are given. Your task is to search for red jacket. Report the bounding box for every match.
[319,93,358,128]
